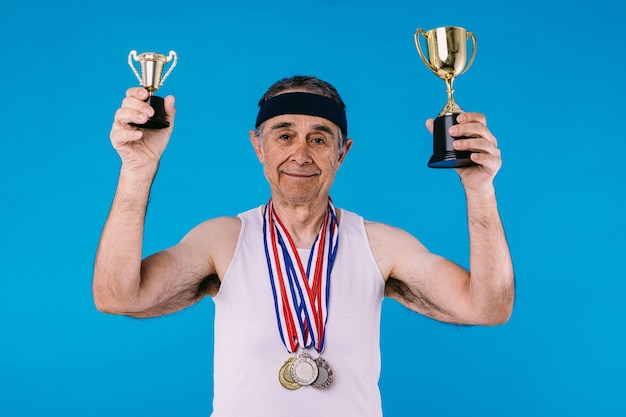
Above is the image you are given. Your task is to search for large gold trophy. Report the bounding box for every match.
[415,27,476,168]
[128,50,177,129]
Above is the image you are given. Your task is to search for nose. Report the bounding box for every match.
[290,140,312,165]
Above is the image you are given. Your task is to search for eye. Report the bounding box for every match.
[279,134,291,140]
[312,137,326,144]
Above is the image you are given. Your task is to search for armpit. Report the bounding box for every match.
[384,276,446,318]
[197,273,221,298]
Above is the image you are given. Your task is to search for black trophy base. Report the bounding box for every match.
[129,95,170,129]
[427,113,477,169]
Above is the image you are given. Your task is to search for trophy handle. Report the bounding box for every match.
[461,32,477,75]
[414,29,438,73]
[128,50,143,86]
[160,51,178,87]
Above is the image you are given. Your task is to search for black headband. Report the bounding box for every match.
[255,92,348,136]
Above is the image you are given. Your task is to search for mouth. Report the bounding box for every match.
[282,171,319,178]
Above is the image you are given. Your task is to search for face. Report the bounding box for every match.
[250,114,352,206]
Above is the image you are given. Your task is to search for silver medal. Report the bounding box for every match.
[311,357,334,389]
[290,352,319,386]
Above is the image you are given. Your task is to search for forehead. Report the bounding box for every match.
[264,114,341,137]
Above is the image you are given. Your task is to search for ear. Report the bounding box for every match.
[337,138,353,166]
[249,130,265,163]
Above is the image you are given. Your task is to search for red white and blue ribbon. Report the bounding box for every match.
[263,199,339,354]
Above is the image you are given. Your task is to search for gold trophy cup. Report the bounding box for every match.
[128,50,177,129]
[415,27,476,168]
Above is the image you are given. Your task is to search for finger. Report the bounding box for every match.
[111,126,143,149]
[455,112,497,146]
[113,107,152,127]
[453,137,500,156]
[119,88,155,123]
[126,87,150,100]
[120,95,155,117]
[163,95,177,124]
[456,112,487,126]
[469,151,502,173]
[425,118,434,135]
[450,122,497,146]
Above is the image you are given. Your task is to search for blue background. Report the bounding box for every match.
[1,0,624,416]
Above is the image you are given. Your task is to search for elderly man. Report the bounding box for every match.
[93,75,514,416]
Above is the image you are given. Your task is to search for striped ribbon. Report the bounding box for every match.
[262,199,339,354]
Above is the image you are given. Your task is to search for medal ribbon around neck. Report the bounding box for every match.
[263,198,339,354]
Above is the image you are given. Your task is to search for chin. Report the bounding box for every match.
[277,188,320,204]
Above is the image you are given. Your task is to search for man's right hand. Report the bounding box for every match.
[110,87,176,173]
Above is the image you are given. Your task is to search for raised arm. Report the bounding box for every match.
[369,112,514,325]
[92,88,237,318]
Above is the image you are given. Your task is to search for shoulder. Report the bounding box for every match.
[183,215,242,243]
[363,220,430,281]
[364,220,424,247]
[336,209,417,246]
[174,215,243,280]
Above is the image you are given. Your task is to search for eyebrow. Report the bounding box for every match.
[269,122,295,131]
[311,124,335,137]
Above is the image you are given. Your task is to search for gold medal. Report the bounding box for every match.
[279,357,301,390]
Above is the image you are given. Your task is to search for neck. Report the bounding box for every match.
[271,196,329,249]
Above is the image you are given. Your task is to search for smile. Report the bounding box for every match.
[282,172,319,178]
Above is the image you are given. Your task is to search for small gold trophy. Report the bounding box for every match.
[415,27,476,168]
[128,50,177,129]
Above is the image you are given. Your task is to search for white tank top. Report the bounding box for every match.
[211,206,385,417]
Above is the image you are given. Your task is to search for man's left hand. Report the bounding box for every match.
[426,112,501,193]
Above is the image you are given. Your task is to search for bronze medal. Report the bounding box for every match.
[279,357,301,390]
[311,357,333,389]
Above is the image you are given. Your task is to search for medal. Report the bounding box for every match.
[278,357,301,390]
[290,351,319,386]
[311,357,334,389]
[263,199,339,389]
